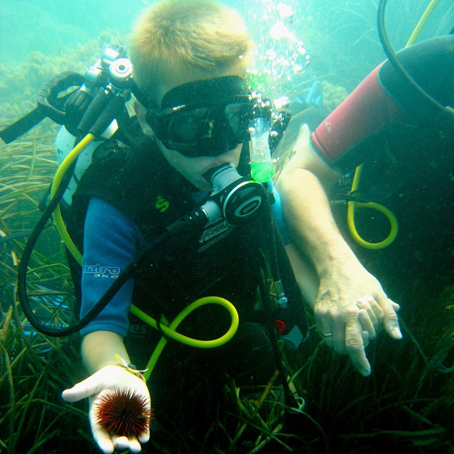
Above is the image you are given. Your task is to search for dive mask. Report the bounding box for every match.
[146,76,256,158]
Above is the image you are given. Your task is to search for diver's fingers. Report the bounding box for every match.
[91,424,115,454]
[345,315,371,376]
[62,375,105,402]
[112,436,129,451]
[138,427,150,444]
[113,436,142,453]
[317,318,334,345]
[383,308,403,339]
[362,330,370,348]
[356,296,380,331]
[390,300,401,311]
[358,309,375,340]
[375,295,403,340]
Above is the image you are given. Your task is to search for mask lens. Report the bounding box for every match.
[157,97,255,157]
[166,108,209,145]
[225,103,254,140]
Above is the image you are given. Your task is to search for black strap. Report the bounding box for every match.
[0,107,46,144]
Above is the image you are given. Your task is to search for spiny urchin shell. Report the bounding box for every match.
[95,388,152,437]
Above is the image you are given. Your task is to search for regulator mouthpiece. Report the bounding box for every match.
[201,163,267,225]
[208,164,240,195]
[249,117,274,183]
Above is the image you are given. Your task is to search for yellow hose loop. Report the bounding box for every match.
[51,133,96,264]
[129,297,239,381]
[347,199,399,250]
[347,164,398,250]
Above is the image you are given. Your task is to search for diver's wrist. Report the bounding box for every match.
[315,249,362,279]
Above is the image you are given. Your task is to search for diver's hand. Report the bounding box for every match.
[62,365,151,453]
[314,258,402,376]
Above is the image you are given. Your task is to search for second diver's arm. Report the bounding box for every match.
[276,124,402,376]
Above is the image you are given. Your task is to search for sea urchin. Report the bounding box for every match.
[95,388,152,438]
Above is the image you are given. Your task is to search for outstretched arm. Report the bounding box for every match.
[276,124,402,376]
[62,199,151,453]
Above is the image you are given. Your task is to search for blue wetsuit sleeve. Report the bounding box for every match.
[80,197,144,337]
[269,182,292,245]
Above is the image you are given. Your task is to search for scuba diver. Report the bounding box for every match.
[0,0,405,452]
[55,2,308,452]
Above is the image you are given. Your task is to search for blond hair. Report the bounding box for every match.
[129,0,251,102]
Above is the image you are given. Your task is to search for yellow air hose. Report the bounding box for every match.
[347,0,439,249]
[406,0,439,47]
[50,133,96,264]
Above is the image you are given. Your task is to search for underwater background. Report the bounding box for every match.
[1,0,454,453]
